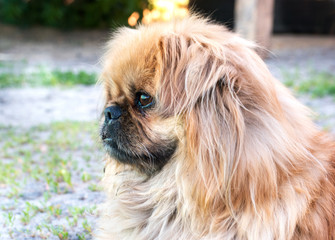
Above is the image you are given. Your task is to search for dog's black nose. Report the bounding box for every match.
[104,105,122,122]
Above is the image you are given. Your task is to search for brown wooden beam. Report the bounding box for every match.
[235,0,275,55]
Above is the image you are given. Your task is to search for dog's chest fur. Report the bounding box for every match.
[96,160,196,240]
[95,150,335,240]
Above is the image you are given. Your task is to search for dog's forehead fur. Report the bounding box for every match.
[101,27,164,101]
[100,17,243,103]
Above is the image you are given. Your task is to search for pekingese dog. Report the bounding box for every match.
[96,16,335,240]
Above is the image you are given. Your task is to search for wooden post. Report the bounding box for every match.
[235,0,274,56]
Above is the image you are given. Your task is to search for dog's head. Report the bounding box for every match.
[98,17,330,236]
[99,17,300,196]
[99,25,181,175]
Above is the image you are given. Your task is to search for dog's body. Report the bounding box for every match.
[96,17,335,240]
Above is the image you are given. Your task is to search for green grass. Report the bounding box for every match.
[43,224,69,240]
[283,70,335,97]
[0,121,101,190]
[0,69,97,88]
[0,121,103,239]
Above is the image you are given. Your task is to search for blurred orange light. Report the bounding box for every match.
[129,0,189,26]
[128,12,140,27]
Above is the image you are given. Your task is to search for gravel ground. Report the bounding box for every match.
[267,46,335,81]
[0,26,334,239]
[0,86,103,127]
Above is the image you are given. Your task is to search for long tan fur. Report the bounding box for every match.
[96,16,335,240]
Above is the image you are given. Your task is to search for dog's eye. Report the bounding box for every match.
[136,92,154,109]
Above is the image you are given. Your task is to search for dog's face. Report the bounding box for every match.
[99,17,281,177]
[100,27,181,174]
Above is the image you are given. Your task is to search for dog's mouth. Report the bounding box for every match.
[103,138,141,165]
[102,136,178,174]
[100,117,178,174]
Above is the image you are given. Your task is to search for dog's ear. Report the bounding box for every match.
[157,31,246,214]
[157,28,287,220]
[157,32,235,115]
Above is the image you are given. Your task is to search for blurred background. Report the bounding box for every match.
[0,0,334,239]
